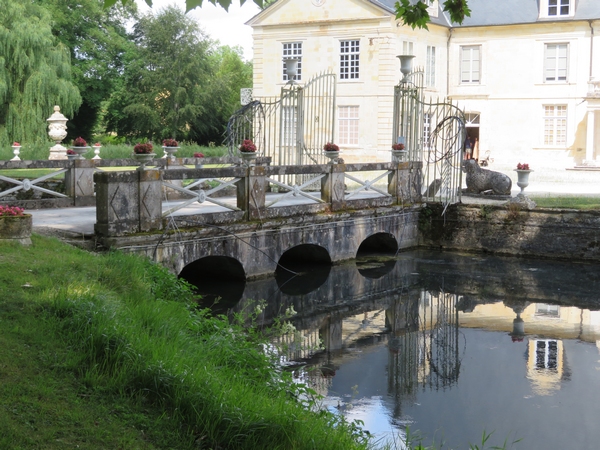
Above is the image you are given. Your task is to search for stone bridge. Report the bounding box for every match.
[1,156,423,278]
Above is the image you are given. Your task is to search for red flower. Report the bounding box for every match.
[239,139,257,153]
[323,142,339,152]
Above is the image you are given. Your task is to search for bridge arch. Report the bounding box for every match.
[356,232,398,279]
[275,244,332,295]
[179,256,246,312]
[356,232,398,257]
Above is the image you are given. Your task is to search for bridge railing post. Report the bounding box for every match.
[94,169,162,237]
[321,162,345,211]
[237,157,269,220]
[64,159,96,206]
[389,161,423,205]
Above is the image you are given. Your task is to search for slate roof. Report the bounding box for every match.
[369,0,600,28]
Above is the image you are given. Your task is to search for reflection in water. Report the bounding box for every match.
[206,251,600,449]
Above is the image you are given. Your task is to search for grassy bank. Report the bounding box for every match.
[0,236,369,449]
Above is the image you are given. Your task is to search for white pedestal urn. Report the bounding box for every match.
[240,151,257,166]
[10,144,21,161]
[162,146,179,161]
[47,105,69,160]
[92,144,102,160]
[0,210,32,246]
[391,149,408,162]
[515,169,532,195]
[71,146,90,159]
[323,150,340,163]
[133,153,156,171]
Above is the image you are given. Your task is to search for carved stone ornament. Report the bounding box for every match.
[47,105,69,160]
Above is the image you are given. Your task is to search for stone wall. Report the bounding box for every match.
[420,203,600,261]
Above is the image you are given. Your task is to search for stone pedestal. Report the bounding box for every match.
[95,170,162,237]
[65,159,96,206]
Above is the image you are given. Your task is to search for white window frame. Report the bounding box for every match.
[544,43,568,82]
[543,104,567,146]
[460,45,480,84]
[338,106,359,145]
[426,46,436,87]
[402,41,414,56]
[540,0,573,18]
[340,40,360,80]
[283,42,302,82]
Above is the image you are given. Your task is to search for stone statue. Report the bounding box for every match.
[463,159,512,195]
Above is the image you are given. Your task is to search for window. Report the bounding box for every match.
[426,46,436,87]
[543,105,567,146]
[544,43,568,82]
[402,41,414,55]
[534,340,558,370]
[338,106,359,145]
[340,40,360,80]
[460,45,480,84]
[548,0,570,16]
[423,113,432,150]
[536,304,560,317]
[283,42,302,82]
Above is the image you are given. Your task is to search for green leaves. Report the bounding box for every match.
[395,0,430,30]
[395,0,471,29]
[443,0,471,24]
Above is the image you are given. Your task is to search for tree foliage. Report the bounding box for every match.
[0,0,81,146]
[37,0,137,142]
[105,5,249,144]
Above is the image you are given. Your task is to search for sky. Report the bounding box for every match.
[135,0,262,61]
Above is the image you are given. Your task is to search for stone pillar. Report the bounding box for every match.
[586,109,596,164]
[321,163,345,211]
[64,159,96,206]
[94,170,162,237]
[389,161,422,204]
[246,165,266,220]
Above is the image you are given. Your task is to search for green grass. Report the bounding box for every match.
[0,236,370,450]
[529,195,600,210]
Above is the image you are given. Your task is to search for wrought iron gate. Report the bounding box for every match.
[393,70,465,210]
[225,72,336,167]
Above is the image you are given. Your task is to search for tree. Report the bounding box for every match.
[105,6,212,141]
[104,0,470,28]
[0,0,81,146]
[37,0,138,141]
[189,46,252,144]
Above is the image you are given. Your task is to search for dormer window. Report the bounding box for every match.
[540,0,573,18]
[549,0,569,16]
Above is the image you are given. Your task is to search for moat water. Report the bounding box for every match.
[190,250,600,449]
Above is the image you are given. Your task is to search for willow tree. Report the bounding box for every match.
[0,0,81,146]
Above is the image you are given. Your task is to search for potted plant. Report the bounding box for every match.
[391,142,408,162]
[323,142,340,163]
[515,163,533,195]
[71,136,89,158]
[66,149,79,160]
[132,142,155,170]
[239,139,257,165]
[162,138,179,160]
[194,152,205,169]
[11,141,21,161]
[0,205,32,246]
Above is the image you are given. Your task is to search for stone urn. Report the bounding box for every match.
[323,150,340,163]
[515,169,532,194]
[133,153,156,171]
[0,214,32,246]
[391,149,408,162]
[162,146,179,161]
[47,105,69,160]
[240,151,257,166]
